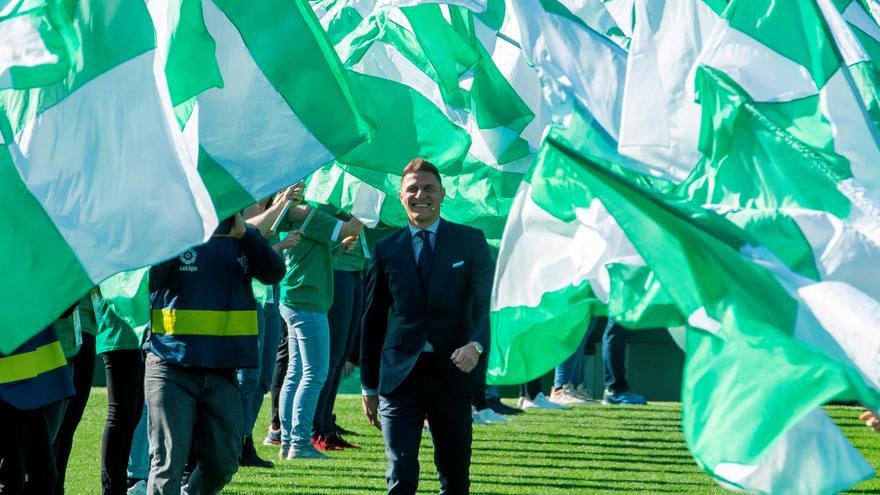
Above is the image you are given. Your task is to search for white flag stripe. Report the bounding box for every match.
[10,50,214,282]
[198,0,334,200]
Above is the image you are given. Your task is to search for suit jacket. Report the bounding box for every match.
[360,219,494,398]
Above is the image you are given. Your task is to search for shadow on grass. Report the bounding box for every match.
[469,475,710,493]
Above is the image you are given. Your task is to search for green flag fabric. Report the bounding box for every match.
[311,0,544,245]
[488,0,880,493]
[151,0,372,220]
[0,0,217,353]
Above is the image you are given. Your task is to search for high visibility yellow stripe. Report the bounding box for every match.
[0,342,67,384]
[151,309,258,337]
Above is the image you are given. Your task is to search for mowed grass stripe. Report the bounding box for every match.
[62,390,880,494]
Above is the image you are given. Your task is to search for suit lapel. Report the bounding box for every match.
[427,219,456,308]
[394,228,427,305]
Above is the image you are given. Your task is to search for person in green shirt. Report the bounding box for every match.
[95,291,147,494]
[276,203,362,459]
[312,211,369,451]
[237,183,304,468]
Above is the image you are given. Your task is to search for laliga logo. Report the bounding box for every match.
[180,249,197,265]
[179,249,198,272]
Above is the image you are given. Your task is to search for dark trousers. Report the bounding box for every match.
[0,399,65,494]
[379,355,472,495]
[144,353,242,495]
[54,332,96,494]
[101,350,145,495]
[269,321,289,431]
[313,270,363,435]
[601,320,630,394]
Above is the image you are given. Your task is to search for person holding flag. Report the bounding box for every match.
[144,213,286,494]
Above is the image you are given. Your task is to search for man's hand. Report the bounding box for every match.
[362,395,381,429]
[273,230,302,253]
[450,343,480,373]
[860,411,880,432]
[275,182,305,206]
[341,235,359,252]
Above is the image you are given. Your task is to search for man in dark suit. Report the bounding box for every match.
[360,157,493,495]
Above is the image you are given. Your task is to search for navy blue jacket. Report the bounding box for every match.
[0,325,74,410]
[360,219,494,397]
[146,227,285,368]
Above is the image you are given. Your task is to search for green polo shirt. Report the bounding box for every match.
[279,208,342,313]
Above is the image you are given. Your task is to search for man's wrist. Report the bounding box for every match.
[469,341,483,355]
[362,387,378,396]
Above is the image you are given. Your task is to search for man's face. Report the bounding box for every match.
[399,170,444,227]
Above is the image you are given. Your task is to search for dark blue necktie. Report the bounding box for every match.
[417,230,433,291]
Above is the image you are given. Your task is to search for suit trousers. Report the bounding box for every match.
[379,354,472,495]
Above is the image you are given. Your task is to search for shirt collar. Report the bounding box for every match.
[408,217,440,237]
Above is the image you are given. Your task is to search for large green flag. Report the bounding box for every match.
[490,0,880,492]
[311,0,544,245]
[494,123,880,493]
[151,0,372,220]
[561,134,880,495]
[0,0,217,352]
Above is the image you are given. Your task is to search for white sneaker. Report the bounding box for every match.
[574,384,596,402]
[517,395,537,410]
[473,407,511,424]
[532,392,569,410]
[127,480,147,495]
[550,384,596,406]
[279,444,290,460]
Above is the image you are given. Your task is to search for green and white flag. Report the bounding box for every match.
[0,1,74,89]
[149,0,371,220]
[567,136,880,495]
[491,0,880,492]
[0,0,216,352]
[313,0,542,245]
[617,0,724,179]
[494,123,880,493]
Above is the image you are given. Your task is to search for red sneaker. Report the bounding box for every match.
[325,433,360,450]
[312,434,342,451]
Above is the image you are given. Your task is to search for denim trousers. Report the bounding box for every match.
[602,320,630,394]
[278,305,330,448]
[313,270,363,435]
[553,319,597,388]
[144,353,242,495]
[237,297,282,437]
[550,317,630,392]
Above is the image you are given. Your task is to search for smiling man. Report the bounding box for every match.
[360,158,494,495]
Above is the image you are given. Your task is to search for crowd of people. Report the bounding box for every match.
[6,157,870,495]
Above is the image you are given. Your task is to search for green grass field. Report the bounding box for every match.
[63,389,880,494]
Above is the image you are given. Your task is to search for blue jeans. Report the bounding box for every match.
[552,317,630,392]
[237,295,282,437]
[278,305,330,448]
[554,329,589,388]
[603,320,630,394]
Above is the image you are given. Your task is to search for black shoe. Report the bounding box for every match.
[239,435,274,468]
[487,397,524,415]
